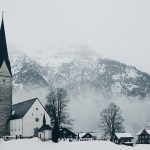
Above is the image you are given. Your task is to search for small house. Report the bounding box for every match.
[79,132,93,140]
[59,127,77,139]
[38,115,52,141]
[136,129,150,144]
[113,133,133,146]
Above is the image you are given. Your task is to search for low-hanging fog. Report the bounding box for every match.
[69,87,150,135]
[13,85,150,137]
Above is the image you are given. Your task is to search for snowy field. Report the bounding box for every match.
[0,138,150,150]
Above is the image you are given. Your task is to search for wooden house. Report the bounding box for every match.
[136,129,150,144]
[79,132,93,140]
[59,127,77,139]
[113,133,133,146]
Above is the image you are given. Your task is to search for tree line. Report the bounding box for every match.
[45,88,124,143]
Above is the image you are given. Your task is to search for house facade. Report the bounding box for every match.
[10,98,51,137]
[113,133,133,146]
[136,129,150,144]
[79,132,93,140]
[59,128,76,139]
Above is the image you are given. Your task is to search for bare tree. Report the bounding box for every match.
[45,88,72,128]
[99,102,124,140]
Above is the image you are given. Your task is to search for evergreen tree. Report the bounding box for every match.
[52,117,59,143]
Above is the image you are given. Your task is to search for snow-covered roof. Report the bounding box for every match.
[145,130,150,134]
[79,133,87,138]
[78,132,93,138]
[136,129,150,135]
[115,133,133,139]
[78,132,101,138]
[136,130,143,136]
[38,124,52,132]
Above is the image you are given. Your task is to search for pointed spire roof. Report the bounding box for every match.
[0,15,12,76]
[43,114,46,125]
[0,61,11,76]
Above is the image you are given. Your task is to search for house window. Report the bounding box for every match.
[35,118,39,122]
[63,131,67,134]
[32,113,33,116]
[36,108,38,110]
[3,79,5,82]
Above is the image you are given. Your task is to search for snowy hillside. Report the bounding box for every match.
[9,44,150,99]
[0,138,150,150]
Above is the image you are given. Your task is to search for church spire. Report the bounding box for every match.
[43,114,46,125]
[0,14,12,76]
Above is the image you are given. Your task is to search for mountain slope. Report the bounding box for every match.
[10,49,48,90]
[9,45,150,99]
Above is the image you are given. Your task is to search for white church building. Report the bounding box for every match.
[10,98,52,137]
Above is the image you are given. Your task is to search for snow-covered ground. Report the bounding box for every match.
[0,138,150,150]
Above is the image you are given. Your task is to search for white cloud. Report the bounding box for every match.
[0,0,150,73]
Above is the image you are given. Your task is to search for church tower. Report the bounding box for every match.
[0,16,12,137]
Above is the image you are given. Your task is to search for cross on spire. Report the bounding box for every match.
[2,11,4,17]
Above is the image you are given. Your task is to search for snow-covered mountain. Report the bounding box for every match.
[9,44,150,133]
[10,49,48,90]
[9,44,150,100]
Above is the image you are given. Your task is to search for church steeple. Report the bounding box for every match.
[43,114,46,125]
[0,13,12,137]
[0,15,12,76]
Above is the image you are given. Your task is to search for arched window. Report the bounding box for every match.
[35,118,39,122]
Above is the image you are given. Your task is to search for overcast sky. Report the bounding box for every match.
[0,0,150,73]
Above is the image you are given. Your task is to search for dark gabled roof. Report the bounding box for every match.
[136,129,150,136]
[80,132,93,138]
[10,98,37,120]
[0,17,12,76]
[59,127,77,136]
[38,124,52,132]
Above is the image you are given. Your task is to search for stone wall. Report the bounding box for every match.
[0,75,12,137]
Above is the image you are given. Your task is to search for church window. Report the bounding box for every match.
[35,118,39,122]
[12,110,15,115]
